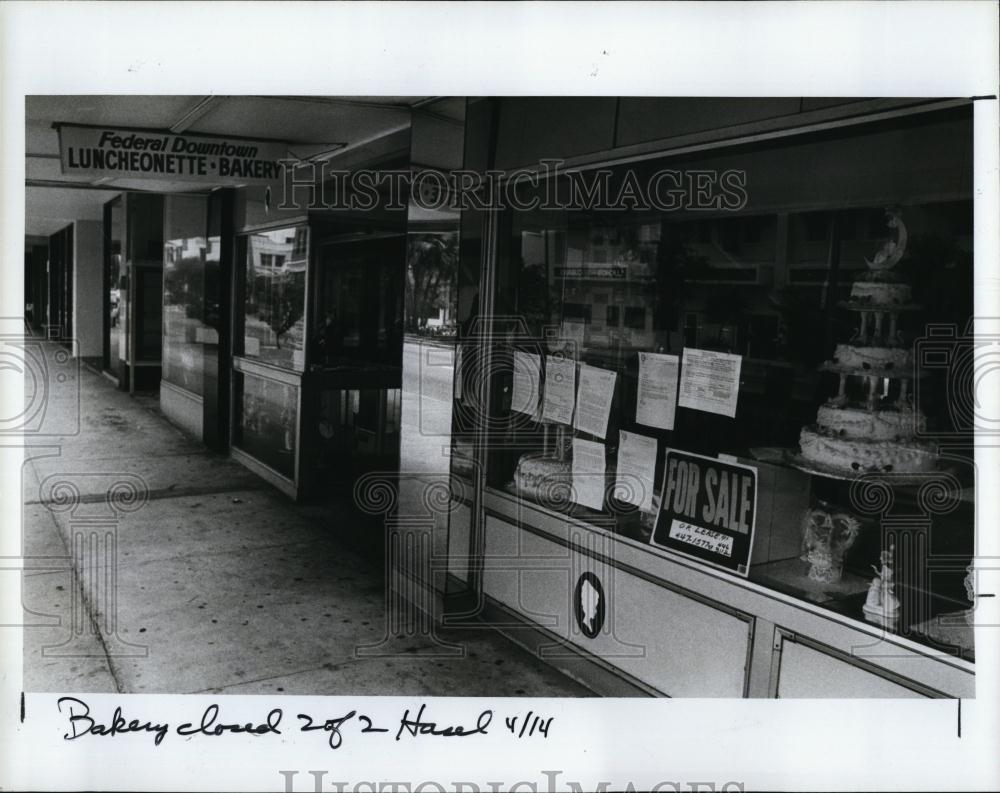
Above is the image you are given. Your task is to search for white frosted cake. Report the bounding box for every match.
[832,344,912,372]
[850,280,912,306]
[815,403,925,442]
[799,427,937,474]
[513,453,572,504]
[796,209,939,476]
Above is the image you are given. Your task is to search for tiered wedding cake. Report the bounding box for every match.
[798,210,938,475]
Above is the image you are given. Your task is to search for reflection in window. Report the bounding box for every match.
[233,371,297,478]
[107,197,125,367]
[243,227,308,370]
[489,194,974,512]
[311,236,404,368]
[162,195,208,394]
[405,233,458,338]
[479,162,974,658]
[310,387,402,475]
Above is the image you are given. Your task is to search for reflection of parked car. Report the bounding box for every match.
[110,288,120,326]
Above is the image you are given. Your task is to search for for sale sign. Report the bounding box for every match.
[650,448,757,576]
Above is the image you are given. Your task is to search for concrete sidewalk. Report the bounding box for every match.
[20,341,589,696]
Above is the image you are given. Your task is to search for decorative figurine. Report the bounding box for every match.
[865,207,907,271]
[800,501,862,584]
[863,546,901,628]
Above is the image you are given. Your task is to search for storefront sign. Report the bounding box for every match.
[57,123,288,184]
[554,265,626,280]
[651,448,757,576]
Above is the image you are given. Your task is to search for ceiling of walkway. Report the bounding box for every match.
[25,95,449,236]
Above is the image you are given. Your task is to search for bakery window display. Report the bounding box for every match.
[792,209,940,479]
[768,209,973,638]
[509,429,574,509]
[481,137,974,659]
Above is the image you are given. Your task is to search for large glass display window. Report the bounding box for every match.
[309,235,405,369]
[104,196,125,376]
[240,226,309,371]
[162,195,209,395]
[232,370,299,480]
[476,110,976,660]
[232,222,406,498]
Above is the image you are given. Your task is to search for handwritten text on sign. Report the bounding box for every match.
[57,124,288,185]
[651,449,757,575]
[667,520,735,557]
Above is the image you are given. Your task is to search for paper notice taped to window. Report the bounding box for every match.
[678,348,742,418]
[572,437,607,511]
[636,352,680,430]
[512,350,541,416]
[542,356,576,425]
[615,430,658,513]
[574,363,617,439]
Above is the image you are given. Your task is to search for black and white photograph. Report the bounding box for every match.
[2,2,999,791]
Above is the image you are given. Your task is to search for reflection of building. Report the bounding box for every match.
[24,95,978,699]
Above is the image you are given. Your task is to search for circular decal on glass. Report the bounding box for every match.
[574,571,605,639]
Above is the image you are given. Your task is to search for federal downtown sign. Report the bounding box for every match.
[57,123,288,185]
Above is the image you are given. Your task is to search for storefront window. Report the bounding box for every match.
[479,117,975,658]
[310,387,402,474]
[232,370,298,479]
[126,193,164,366]
[241,226,308,370]
[404,232,458,338]
[162,195,208,395]
[309,235,405,368]
[106,196,125,371]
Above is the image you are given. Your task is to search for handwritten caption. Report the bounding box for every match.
[55,698,553,749]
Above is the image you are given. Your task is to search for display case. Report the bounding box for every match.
[231,221,407,499]
[451,101,977,696]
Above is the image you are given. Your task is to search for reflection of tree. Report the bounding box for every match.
[163,243,205,321]
[258,271,305,349]
[405,233,457,332]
